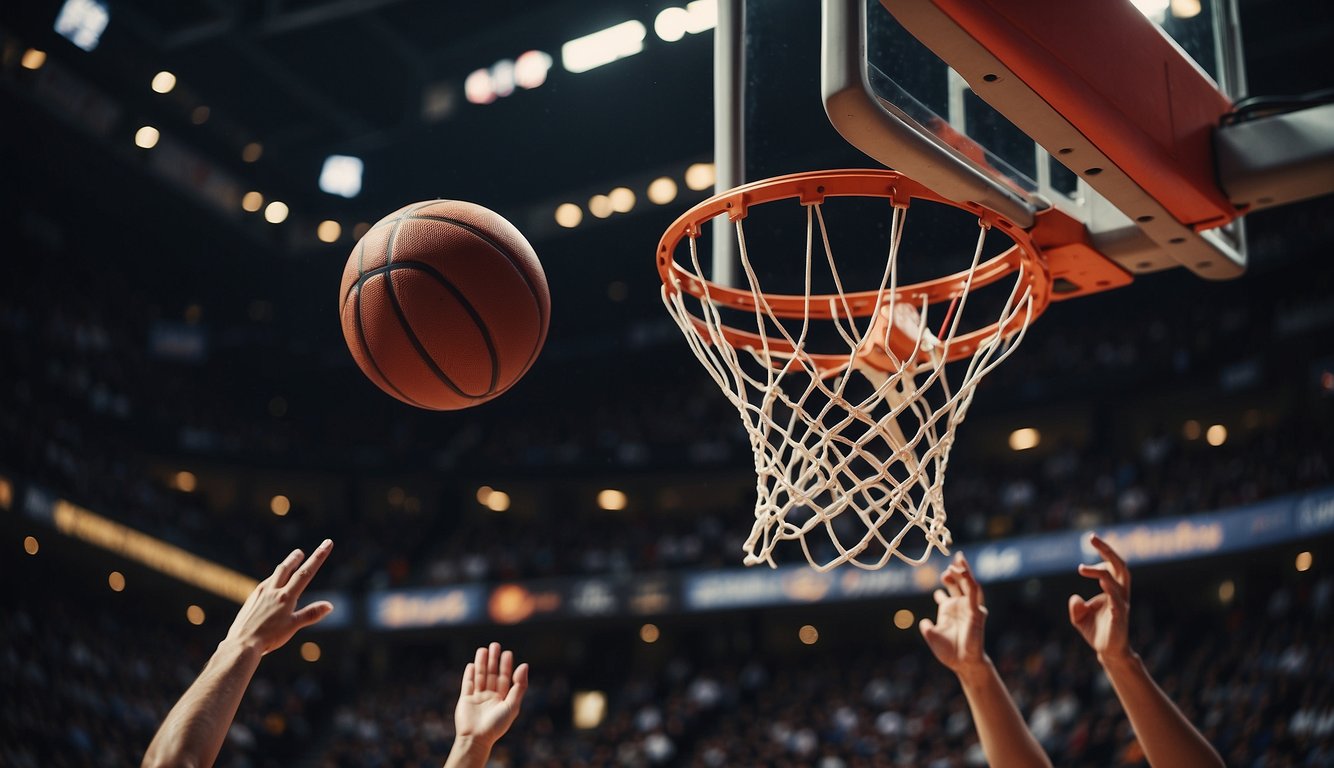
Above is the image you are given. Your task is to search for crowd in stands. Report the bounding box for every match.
[0,591,327,768]
[320,566,1334,767]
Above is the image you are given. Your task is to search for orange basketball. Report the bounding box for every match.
[339,200,550,410]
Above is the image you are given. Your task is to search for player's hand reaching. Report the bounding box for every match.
[920,552,989,676]
[455,642,529,748]
[224,539,335,655]
[1068,534,1132,661]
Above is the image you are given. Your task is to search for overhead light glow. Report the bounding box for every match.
[241,191,264,212]
[24,535,40,555]
[108,571,126,591]
[21,49,47,70]
[242,142,263,163]
[270,495,291,516]
[1182,419,1202,440]
[191,106,210,124]
[597,489,628,510]
[466,67,499,105]
[301,641,321,662]
[486,490,511,512]
[135,126,160,149]
[647,176,678,205]
[1130,0,1170,22]
[655,0,718,42]
[640,623,660,643]
[798,624,819,645]
[893,609,915,629]
[319,155,363,198]
[264,201,289,224]
[476,486,494,504]
[151,70,177,94]
[1171,0,1202,18]
[55,0,110,52]
[684,162,715,191]
[1217,579,1235,603]
[555,203,583,228]
[1008,427,1040,451]
[562,20,646,74]
[608,187,636,213]
[187,604,206,625]
[317,220,342,243]
[1296,551,1313,572]
[515,50,553,89]
[1206,424,1227,446]
[173,471,197,492]
[588,194,613,219]
[572,691,608,729]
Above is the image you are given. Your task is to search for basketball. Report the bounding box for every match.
[338,200,550,411]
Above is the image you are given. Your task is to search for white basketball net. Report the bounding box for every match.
[662,199,1036,571]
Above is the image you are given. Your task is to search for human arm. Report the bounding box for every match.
[444,642,529,768]
[1069,534,1223,768]
[920,553,1052,768]
[142,540,335,768]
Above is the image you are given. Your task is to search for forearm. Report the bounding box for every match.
[444,736,494,768]
[956,660,1053,768]
[1099,651,1223,768]
[142,639,263,768]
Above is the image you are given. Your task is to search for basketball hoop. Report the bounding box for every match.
[657,169,1126,571]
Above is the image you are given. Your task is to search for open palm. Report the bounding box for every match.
[919,554,988,673]
[455,642,528,746]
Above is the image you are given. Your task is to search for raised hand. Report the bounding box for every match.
[919,552,989,675]
[455,642,529,748]
[1068,534,1131,660]
[224,540,335,655]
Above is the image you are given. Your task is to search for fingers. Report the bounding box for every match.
[504,662,529,709]
[1068,594,1087,624]
[941,568,963,599]
[498,649,514,694]
[473,646,488,691]
[285,539,333,597]
[1089,534,1131,595]
[1077,564,1128,605]
[954,554,983,608]
[291,600,334,628]
[271,548,306,588]
[461,662,476,697]
[486,641,501,693]
[918,617,936,639]
[933,588,948,606]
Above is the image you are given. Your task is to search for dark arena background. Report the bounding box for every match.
[3,1,1333,767]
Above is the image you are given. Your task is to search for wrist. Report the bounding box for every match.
[449,734,496,760]
[217,636,266,661]
[1096,647,1140,671]
[953,656,995,687]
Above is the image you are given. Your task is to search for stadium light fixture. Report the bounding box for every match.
[561,20,646,74]
[54,0,110,52]
[108,571,126,591]
[655,0,718,42]
[187,604,206,625]
[572,691,608,729]
[1171,0,1202,18]
[1008,427,1040,451]
[684,162,715,191]
[21,49,47,70]
[640,623,660,643]
[597,489,628,510]
[1206,424,1227,446]
[1296,551,1313,572]
[647,176,678,205]
[608,187,636,213]
[1130,0,1169,22]
[319,155,363,198]
[134,125,160,149]
[317,220,342,243]
[301,642,321,662]
[151,70,176,94]
[554,203,583,228]
[242,142,263,163]
[893,609,914,629]
[264,201,289,224]
[270,495,291,516]
[24,535,40,555]
[798,624,819,645]
[588,194,613,219]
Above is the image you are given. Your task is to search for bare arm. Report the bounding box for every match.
[142,540,335,768]
[444,642,529,768]
[1069,535,1223,768]
[920,554,1052,768]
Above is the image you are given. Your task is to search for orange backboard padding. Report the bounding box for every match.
[900,0,1238,230]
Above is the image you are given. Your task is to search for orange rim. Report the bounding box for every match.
[657,169,1053,367]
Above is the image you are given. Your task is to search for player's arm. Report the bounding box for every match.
[444,642,529,768]
[1069,534,1224,768]
[920,553,1052,768]
[142,541,335,768]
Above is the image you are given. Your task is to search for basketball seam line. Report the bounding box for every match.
[351,286,428,409]
[381,217,501,400]
[400,213,548,377]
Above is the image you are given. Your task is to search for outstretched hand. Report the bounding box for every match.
[920,552,989,676]
[1068,534,1132,660]
[224,540,335,655]
[455,642,529,748]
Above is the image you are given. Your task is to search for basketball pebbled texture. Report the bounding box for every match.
[339,200,550,410]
